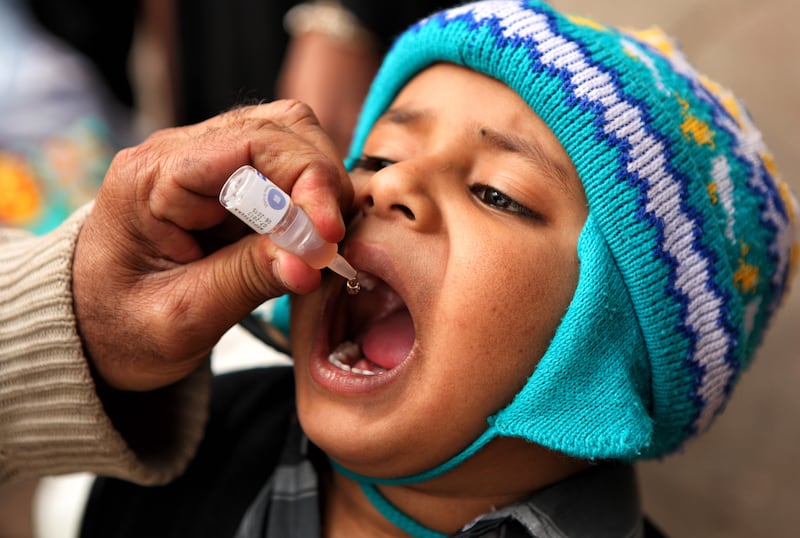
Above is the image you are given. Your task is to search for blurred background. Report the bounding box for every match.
[1,0,798,536]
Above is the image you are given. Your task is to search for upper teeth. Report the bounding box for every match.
[357,272,378,292]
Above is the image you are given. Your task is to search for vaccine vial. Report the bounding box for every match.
[220,165,359,285]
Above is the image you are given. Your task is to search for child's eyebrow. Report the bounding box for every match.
[378,106,427,126]
[375,107,579,198]
[478,127,577,197]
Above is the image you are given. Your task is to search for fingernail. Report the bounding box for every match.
[272,256,291,291]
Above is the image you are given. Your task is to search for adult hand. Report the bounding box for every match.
[73,101,352,391]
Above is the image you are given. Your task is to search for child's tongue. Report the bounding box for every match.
[360,308,414,370]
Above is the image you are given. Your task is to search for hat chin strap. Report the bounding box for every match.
[330,426,500,538]
[330,425,499,486]
[359,483,447,538]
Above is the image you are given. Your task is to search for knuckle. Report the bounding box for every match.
[276,98,315,118]
[232,99,319,129]
[268,99,321,130]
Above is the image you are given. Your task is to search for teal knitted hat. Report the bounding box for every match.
[340,0,799,472]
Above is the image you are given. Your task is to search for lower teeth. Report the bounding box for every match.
[328,341,382,376]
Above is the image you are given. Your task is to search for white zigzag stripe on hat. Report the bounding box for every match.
[445,0,735,433]
[644,25,796,315]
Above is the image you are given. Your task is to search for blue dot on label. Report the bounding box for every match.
[267,188,287,211]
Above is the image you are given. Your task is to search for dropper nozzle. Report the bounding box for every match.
[326,254,356,280]
[219,165,361,295]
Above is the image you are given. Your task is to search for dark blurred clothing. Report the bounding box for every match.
[30,0,445,126]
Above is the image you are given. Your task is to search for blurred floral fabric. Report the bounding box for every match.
[1,0,132,234]
[0,118,115,234]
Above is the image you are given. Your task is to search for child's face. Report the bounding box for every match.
[291,64,588,479]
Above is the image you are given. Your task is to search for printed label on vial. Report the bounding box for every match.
[223,167,290,234]
[266,188,287,211]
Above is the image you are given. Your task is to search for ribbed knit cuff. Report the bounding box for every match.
[0,205,210,485]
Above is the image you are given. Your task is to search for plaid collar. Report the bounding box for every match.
[235,418,644,538]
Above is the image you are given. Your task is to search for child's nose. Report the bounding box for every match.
[361,163,441,231]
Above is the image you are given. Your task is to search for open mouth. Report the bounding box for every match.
[327,272,415,376]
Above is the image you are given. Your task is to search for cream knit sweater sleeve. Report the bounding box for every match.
[0,205,210,485]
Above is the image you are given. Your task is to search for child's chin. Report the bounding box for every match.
[297,405,422,476]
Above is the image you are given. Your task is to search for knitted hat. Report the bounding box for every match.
[342,0,799,472]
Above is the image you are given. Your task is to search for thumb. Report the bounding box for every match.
[182,233,321,331]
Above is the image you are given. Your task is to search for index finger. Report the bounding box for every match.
[247,100,354,243]
[146,101,352,241]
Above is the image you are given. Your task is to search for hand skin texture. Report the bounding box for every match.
[73,100,352,392]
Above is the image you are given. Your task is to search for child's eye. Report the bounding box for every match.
[470,184,539,220]
[352,155,396,172]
